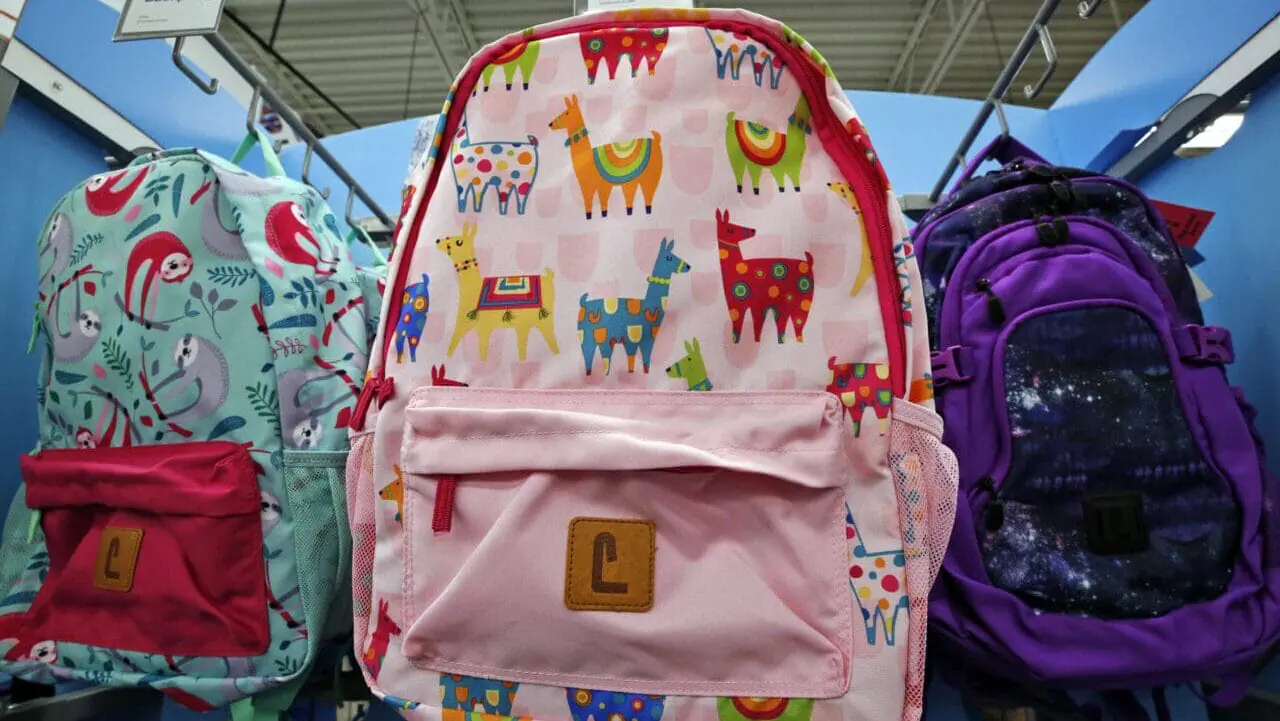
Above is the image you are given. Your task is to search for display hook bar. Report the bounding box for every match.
[171,33,394,228]
[928,0,1064,202]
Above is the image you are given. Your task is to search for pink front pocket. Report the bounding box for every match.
[400,388,854,698]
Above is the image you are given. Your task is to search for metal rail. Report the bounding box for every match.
[927,0,1066,201]
[173,33,394,228]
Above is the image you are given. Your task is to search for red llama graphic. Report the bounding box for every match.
[579,27,669,84]
[826,357,892,438]
[362,599,401,682]
[715,209,814,344]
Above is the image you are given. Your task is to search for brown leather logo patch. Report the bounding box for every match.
[565,518,654,612]
[94,527,143,592]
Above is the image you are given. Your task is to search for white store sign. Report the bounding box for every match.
[585,0,694,12]
[114,0,227,41]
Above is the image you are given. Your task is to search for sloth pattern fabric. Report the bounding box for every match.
[0,146,375,710]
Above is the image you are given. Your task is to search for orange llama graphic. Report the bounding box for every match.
[549,94,664,219]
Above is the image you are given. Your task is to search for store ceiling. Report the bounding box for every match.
[218,0,1145,135]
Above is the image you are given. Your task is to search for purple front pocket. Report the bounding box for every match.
[931,216,1280,687]
[981,301,1237,618]
[939,218,1242,619]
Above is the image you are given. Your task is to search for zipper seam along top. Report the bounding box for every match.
[364,16,907,423]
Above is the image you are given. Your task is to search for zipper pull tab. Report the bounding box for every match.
[350,373,394,432]
[977,476,1004,532]
[975,278,1006,324]
[432,476,458,535]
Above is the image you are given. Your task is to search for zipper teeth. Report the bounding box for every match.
[787,52,907,398]
[377,18,906,394]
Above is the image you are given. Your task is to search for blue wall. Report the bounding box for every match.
[1138,72,1280,473]
[278,117,423,225]
[848,91,1053,195]
[1048,0,1280,169]
[16,0,249,158]
[0,95,108,508]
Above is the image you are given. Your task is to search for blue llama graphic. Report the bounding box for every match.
[394,274,430,363]
[577,238,689,376]
[567,689,666,721]
[440,673,519,714]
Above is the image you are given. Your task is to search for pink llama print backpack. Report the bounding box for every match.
[346,8,957,721]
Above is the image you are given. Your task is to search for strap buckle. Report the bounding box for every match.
[1177,324,1234,365]
[931,345,973,388]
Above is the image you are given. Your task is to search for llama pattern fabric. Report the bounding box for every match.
[0,150,374,709]
[349,9,955,721]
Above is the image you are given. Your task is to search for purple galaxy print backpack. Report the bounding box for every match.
[918,136,1280,700]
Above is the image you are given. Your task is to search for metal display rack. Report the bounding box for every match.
[170,35,395,231]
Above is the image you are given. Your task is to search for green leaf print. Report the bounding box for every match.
[170,174,185,217]
[208,416,247,440]
[143,176,170,207]
[207,266,256,287]
[125,214,162,242]
[259,276,276,307]
[102,338,135,390]
[82,400,92,421]
[67,233,105,267]
[247,383,280,433]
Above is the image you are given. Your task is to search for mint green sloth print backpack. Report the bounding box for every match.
[0,132,376,716]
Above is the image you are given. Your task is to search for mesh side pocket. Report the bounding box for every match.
[889,398,958,721]
[346,434,377,676]
[282,450,353,669]
[0,485,38,609]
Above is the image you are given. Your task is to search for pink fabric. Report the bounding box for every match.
[887,400,958,721]
[398,388,853,697]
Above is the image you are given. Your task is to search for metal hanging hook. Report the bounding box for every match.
[1078,0,1105,19]
[245,85,263,135]
[172,37,219,95]
[1023,24,1058,100]
[301,144,331,199]
[344,185,359,230]
[993,97,1010,139]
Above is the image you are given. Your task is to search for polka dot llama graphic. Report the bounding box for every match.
[451,115,539,217]
[847,504,907,647]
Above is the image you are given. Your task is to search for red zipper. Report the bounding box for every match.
[362,15,907,427]
[432,476,458,534]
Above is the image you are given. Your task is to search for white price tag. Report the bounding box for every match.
[585,0,694,12]
[1190,269,1213,302]
[114,0,227,41]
